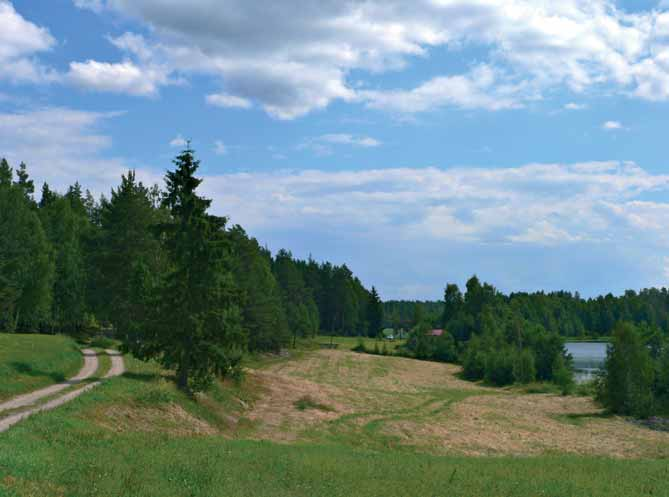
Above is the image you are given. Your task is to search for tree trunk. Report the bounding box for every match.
[176,362,189,392]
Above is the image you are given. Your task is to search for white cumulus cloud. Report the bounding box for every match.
[169,134,187,147]
[67,0,669,117]
[0,1,57,83]
[213,140,227,155]
[206,93,252,109]
[602,120,623,130]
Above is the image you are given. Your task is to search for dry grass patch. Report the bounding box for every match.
[247,368,349,441]
[246,349,669,458]
[94,403,218,436]
[384,393,669,458]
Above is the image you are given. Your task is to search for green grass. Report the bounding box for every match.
[294,395,334,412]
[0,333,82,401]
[2,339,669,496]
[318,335,406,352]
[2,423,669,496]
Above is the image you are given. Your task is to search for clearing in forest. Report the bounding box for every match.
[245,349,669,458]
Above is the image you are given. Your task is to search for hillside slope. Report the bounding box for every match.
[1,345,669,496]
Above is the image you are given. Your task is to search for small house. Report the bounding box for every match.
[382,328,395,340]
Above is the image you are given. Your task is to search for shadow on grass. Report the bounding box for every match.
[554,411,613,426]
[122,372,161,383]
[9,362,66,382]
[565,412,612,421]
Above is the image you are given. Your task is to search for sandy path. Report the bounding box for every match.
[105,349,125,378]
[0,349,98,413]
[0,350,125,433]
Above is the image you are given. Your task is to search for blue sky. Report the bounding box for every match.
[3,0,669,299]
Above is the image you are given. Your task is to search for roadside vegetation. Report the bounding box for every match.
[0,333,82,401]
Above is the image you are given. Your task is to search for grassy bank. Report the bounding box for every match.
[0,333,82,401]
[2,433,668,497]
[2,340,669,496]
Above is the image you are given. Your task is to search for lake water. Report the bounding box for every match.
[564,341,608,383]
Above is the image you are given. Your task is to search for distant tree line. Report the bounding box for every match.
[382,300,444,330]
[397,276,574,390]
[0,150,383,391]
[386,285,669,339]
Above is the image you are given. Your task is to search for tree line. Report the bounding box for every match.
[0,149,383,391]
[386,283,669,339]
[391,276,574,390]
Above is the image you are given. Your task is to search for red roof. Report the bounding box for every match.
[428,329,444,336]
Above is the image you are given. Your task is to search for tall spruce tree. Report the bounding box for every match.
[127,147,244,392]
[39,196,88,332]
[273,250,319,346]
[367,286,384,338]
[94,171,164,332]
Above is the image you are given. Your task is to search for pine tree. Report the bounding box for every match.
[94,171,164,333]
[15,162,35,201]
[39,197,88,332]
[274,250,318,346]
[39,183,56,209]
[0,158,12,186]
[128,147,244,392]
[229,225,289,351]
[0,174,54,331]
[366,286,384,338]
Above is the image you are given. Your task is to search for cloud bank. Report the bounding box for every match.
[62,0,669,118]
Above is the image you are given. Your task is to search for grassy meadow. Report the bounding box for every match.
[316,335,406,352]
[2,336,669,496]
[0,334,83,401]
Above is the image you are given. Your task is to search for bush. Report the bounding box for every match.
[597,322,655,417]
[484,348,514,386]
[462,341,486,380]
[512,349,536,384]
[433,333,457,362]
[352,339,367,353]
[551,354,574,395]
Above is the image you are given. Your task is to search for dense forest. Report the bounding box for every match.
[0,150,383,390]
[386,285,669,338]
[384,277,575,390]
[382,277,669,399]
[382,300,444,330]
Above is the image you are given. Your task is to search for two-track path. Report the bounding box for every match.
[0,349,125,433]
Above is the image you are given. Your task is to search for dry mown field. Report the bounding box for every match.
[244,349,669,458]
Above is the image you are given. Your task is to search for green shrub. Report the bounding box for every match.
[552,354,575,395]
[462,342,486,381]
[484,348,514,386]
[512,348,536,384]
[352,339,367,353]
[597,322,655,417]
